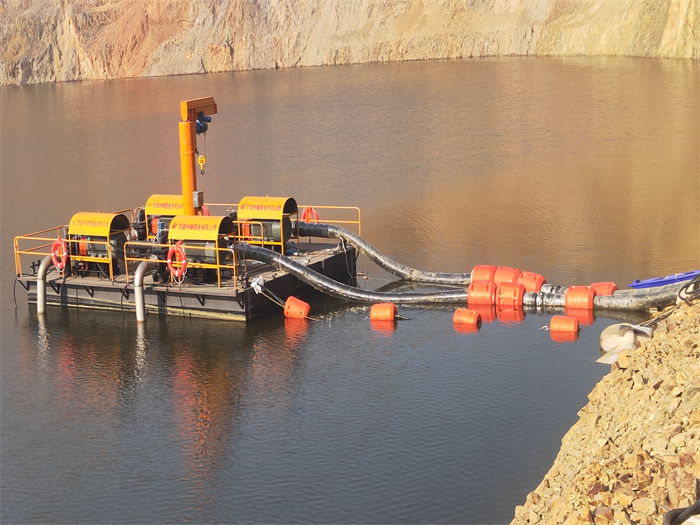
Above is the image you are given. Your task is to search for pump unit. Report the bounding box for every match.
[139,194,185,242]
[167,215,235,281]
[67,212,131,278]
[237,196,297,254]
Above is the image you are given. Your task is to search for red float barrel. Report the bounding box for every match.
[565,286,596,309]
[471,265,497,283]
[590,282,618,296]
[284,296,311,319]
[453,308,481,328]
[467,281,497,305]
[370,303,398,321]
[493,266,521,286]
[550,315,579,342]
[496,282,526,308]
[517,271,546,292]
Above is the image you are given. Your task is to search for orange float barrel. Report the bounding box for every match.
[493,266,521,286]
[590,282,618,296]
[517,271,546,292]
[471,265,497,283]
[550,315,579,342]
[565,286,596,309]
[284,296,311,319]
[370,303,398,321]
[467,281,497,305]
[453,308,481,328]
[496,282,526,308]
[551,330,579,342]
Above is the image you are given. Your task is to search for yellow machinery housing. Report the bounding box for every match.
[144,194,184,240]
[237,196,298,254]
[167,215,236,282]
[68,212,131,278]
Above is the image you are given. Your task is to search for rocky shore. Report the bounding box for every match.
[1,0,699,86]
[512,300,700,524]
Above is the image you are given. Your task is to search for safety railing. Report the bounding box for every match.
[297,205,362,236]
[124,241,239,288]
[14,229,123,280]
[13,226,66,277]
[235,219,292,253]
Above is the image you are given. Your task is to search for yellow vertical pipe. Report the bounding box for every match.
[179,120,197,216]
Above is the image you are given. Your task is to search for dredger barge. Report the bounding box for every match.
[13,97,695,333]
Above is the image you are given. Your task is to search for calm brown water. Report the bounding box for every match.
[1,57,698,523]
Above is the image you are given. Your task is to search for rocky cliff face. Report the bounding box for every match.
[1,0,698,86]
[512,301,700,524]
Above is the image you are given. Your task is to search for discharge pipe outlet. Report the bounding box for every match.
[296,222,471,286]
[36,256,54,315]
[240,244,469,305]
[135,260,158,322]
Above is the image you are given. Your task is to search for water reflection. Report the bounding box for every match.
[135,323,147,381]
[370,319,398,335]
[36,314,50,372]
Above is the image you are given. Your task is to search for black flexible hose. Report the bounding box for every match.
[296,222,472,285]
[240,243,469,305]
[663,497,700,525]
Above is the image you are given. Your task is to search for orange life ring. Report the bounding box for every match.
[167,242,187,277]
[301,206,319,223]
[51,237,68,271]
[200,204,210,216]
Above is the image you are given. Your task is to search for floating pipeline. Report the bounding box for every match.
[295,221,684,310]
[296,221,472,286]
[240,242,684,311]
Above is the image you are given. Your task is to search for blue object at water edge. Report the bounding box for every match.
[628,270,700,289]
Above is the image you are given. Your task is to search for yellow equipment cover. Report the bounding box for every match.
[168,215,234,242]
[145,194,184,217]
[237,196,297,221]
[68,212,130,237]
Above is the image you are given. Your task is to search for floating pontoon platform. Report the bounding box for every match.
[18,242,355,322]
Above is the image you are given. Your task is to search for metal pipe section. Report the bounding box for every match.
[135,260,158,322]
[296,222,472,286]
[240,244,469,305]
[593,282,682,310]
[36,256,53,315]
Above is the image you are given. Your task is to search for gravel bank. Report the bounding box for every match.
[512,300,699,524]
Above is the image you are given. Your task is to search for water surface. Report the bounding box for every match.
[1,57,698,523]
